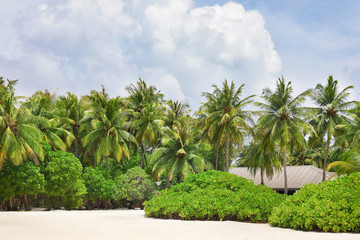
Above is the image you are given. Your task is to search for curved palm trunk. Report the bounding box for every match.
[282,150,288,195]
[225,135,230,172]
[323,134,331,182]
[260,170,264,185]
[215,144,219,170]
[140,144,146,169]
[73,126,79,159]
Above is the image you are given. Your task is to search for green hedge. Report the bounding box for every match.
[269,173,360,232]
[144,170,286,222]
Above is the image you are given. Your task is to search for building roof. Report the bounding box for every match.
[229,166,336,190]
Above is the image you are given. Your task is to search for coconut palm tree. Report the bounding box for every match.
[200,80,254,172]
[151,124,205,187]
[56,93,87,158]
[165,100,190,132]
[0,79,44,170]
[255,77,315,194]
[240,141,281,185]
[82,88,137,168]
[131,103,164,168]
[22,90,74,151]
[309,75,355,181]
[126,78,164,112]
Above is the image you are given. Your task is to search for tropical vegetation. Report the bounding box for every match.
[269,173,360,232]
[145,171,286,222]
[0,74,359,233]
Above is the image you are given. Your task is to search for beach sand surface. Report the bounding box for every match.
[0,210,358,240]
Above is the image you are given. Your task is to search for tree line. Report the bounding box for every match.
[1,75,360,197]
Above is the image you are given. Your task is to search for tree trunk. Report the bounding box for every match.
[23,194,31,211]
[282,150,288,195]
[144,152,148,168]
[260,170,264,185]
[105,156,109,169]
[166,177,171,188]
[323,134,331,182]
[225,135,230,172]
[73,126,79,159]
[215,144,219,170]
[140,144,146,169]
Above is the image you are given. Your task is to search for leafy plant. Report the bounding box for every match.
[269,173,360,232]
[116,167,158,208]
[43,149,87,209]
[145,171,285,222]
[0,161,45,210]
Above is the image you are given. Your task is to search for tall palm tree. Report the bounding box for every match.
[200,80,254,172]
[131,103,164,168]
[22,90,74,151]
[151,125,205,187]
[82,88,137,168]
[240,141,281,185]
[165,100,190,132]
[126,78,164,112]
[309,75,355,181]
[255,77,315,194]
[57,93,87,158]
[0,79,44,170]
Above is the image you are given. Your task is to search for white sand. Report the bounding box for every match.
[0,210,358,240]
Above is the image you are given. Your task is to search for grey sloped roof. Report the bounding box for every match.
[229,165,336,189]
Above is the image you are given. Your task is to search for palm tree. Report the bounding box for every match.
[131,103,164,168]
[240,141,281,185]
[327,150,360,175]
[126,78,164,112]
[82,88,137,168]
[165,100,190,132]
[22,90,74,151]
[56,93,87,158]
[200,80,254,172]
[151,125,205,187]
[0,78,44,170]
[309,75,355,181]
[255,77,315,194]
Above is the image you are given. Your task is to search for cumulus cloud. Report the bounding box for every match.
[0,0,281,109]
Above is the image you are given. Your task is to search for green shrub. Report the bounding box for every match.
[269,173,360,232]
[144,170,286,222]
[43,149,87,209]
[0,161,45,210]
[83,166,117,202]
[116,167,158,208]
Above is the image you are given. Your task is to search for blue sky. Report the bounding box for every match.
[1,0,359,109]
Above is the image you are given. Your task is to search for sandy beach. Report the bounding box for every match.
[0,210,358,240]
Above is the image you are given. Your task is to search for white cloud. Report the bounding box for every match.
[0,0,282,110]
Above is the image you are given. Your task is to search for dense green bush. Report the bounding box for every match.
[116,167,158,208]
[43,149,87,209]
[145,170,286,222]
[0,161,45,210]
[269,173,360,232]
[83,166,116,202]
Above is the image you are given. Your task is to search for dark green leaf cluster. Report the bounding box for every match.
[269,173,360,232]
[144,171,286,222]
[0,161,45,200]
[43,149,87,209]
[116,167,158,204]
[83,166,116,201]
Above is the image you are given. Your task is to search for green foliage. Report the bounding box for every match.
[0,161,45,200]
[145,171,286,222]
[116,167,158,204]
[43,149,86,209]
[83,166,116,201]
[269,173,360,232]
